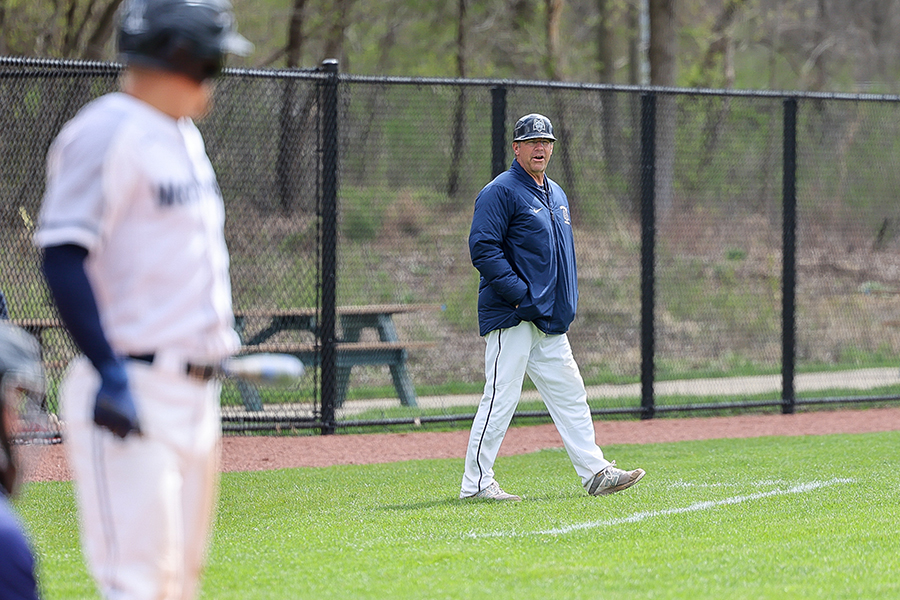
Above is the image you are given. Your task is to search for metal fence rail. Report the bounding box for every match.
[3,57,900,436]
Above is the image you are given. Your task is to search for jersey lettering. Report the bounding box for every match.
[157,180,221,208]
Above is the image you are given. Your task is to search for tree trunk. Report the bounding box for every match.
[285,0,307,68]
[544,0,575,207]
[510,0,535,33]
[71,0,101,56]
[81,0,121,60]
[627,1,640,86]
[322,0,351,67]
[807,0,828,92]
[545,0,563,79]
[762,1,782,229]
[448,0,467,198]
[648,0,676,218]
[689,0,745,210]
[597,0,616,83]
[869,0,891,79]
[276,0,309,212]
[627,1,643,215]
[598,0,631,214]
[0,0,7,55]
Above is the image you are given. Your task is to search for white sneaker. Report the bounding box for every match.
[586,461,645,496]
[461,481,522,501]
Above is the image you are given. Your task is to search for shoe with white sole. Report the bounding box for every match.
[461,481,522,501]
[586,461,645,496]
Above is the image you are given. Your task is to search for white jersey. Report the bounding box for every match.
[35,92,240,362]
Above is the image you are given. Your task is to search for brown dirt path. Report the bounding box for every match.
[28,406,900,482]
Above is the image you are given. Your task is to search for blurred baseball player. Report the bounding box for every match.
[461,113,645,501]
[34,0,251,598]
[0,322,45,600]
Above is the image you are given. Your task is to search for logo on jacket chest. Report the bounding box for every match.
[531,200,571,225]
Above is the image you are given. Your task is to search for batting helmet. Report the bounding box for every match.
[0,323,45,497]
[513,113,557,142]
[117,0,253,83]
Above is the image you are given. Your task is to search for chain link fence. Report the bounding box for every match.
[3,57,900,436]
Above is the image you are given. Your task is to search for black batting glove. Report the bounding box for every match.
[94,360,142,438]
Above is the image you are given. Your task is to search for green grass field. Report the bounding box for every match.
[15,431,900,599]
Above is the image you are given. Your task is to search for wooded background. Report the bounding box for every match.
[2,0,899,93]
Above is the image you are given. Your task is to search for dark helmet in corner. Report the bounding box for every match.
[117,0,254,83]
[513,113,557,142]
[0,322,45,497]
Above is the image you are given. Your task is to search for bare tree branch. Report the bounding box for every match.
[258,48,287,69]
[82,0,123,60]
[692,0,746,88]
[67,0,100,57]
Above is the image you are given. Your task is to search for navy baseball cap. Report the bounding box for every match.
[513,113,556,142]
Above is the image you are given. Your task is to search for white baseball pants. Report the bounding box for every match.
[60,357,221,600]
[461,321,609,496]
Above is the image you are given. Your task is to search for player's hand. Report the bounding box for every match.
[94,361,142,438]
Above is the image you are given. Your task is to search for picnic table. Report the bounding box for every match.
[234,303,441,410]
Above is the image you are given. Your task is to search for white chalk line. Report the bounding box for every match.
[666,479,792,489]
[466,478,855,539]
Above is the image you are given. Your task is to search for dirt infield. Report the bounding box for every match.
[28,406,900,482]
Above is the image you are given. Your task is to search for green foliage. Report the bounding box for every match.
[439,267,480,332]
[18,431,900,599]
[341,86,494,203]
[15,481,96,599]
[659,254,780,353]
[674,95,782,210]
[336,185,474,307]
[795,101,900,237]
[9,0,900,97]
[340,196,384,243]
[8,63,900,423]
[339,185,453,242]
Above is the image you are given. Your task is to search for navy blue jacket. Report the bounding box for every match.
[469,160,578,336]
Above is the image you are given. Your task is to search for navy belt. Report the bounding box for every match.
[127,354,219,382]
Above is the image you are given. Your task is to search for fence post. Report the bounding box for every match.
[320,59,340,434]
[640,92,656,420]
[781,97,798,415]
[491,86,507,178]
